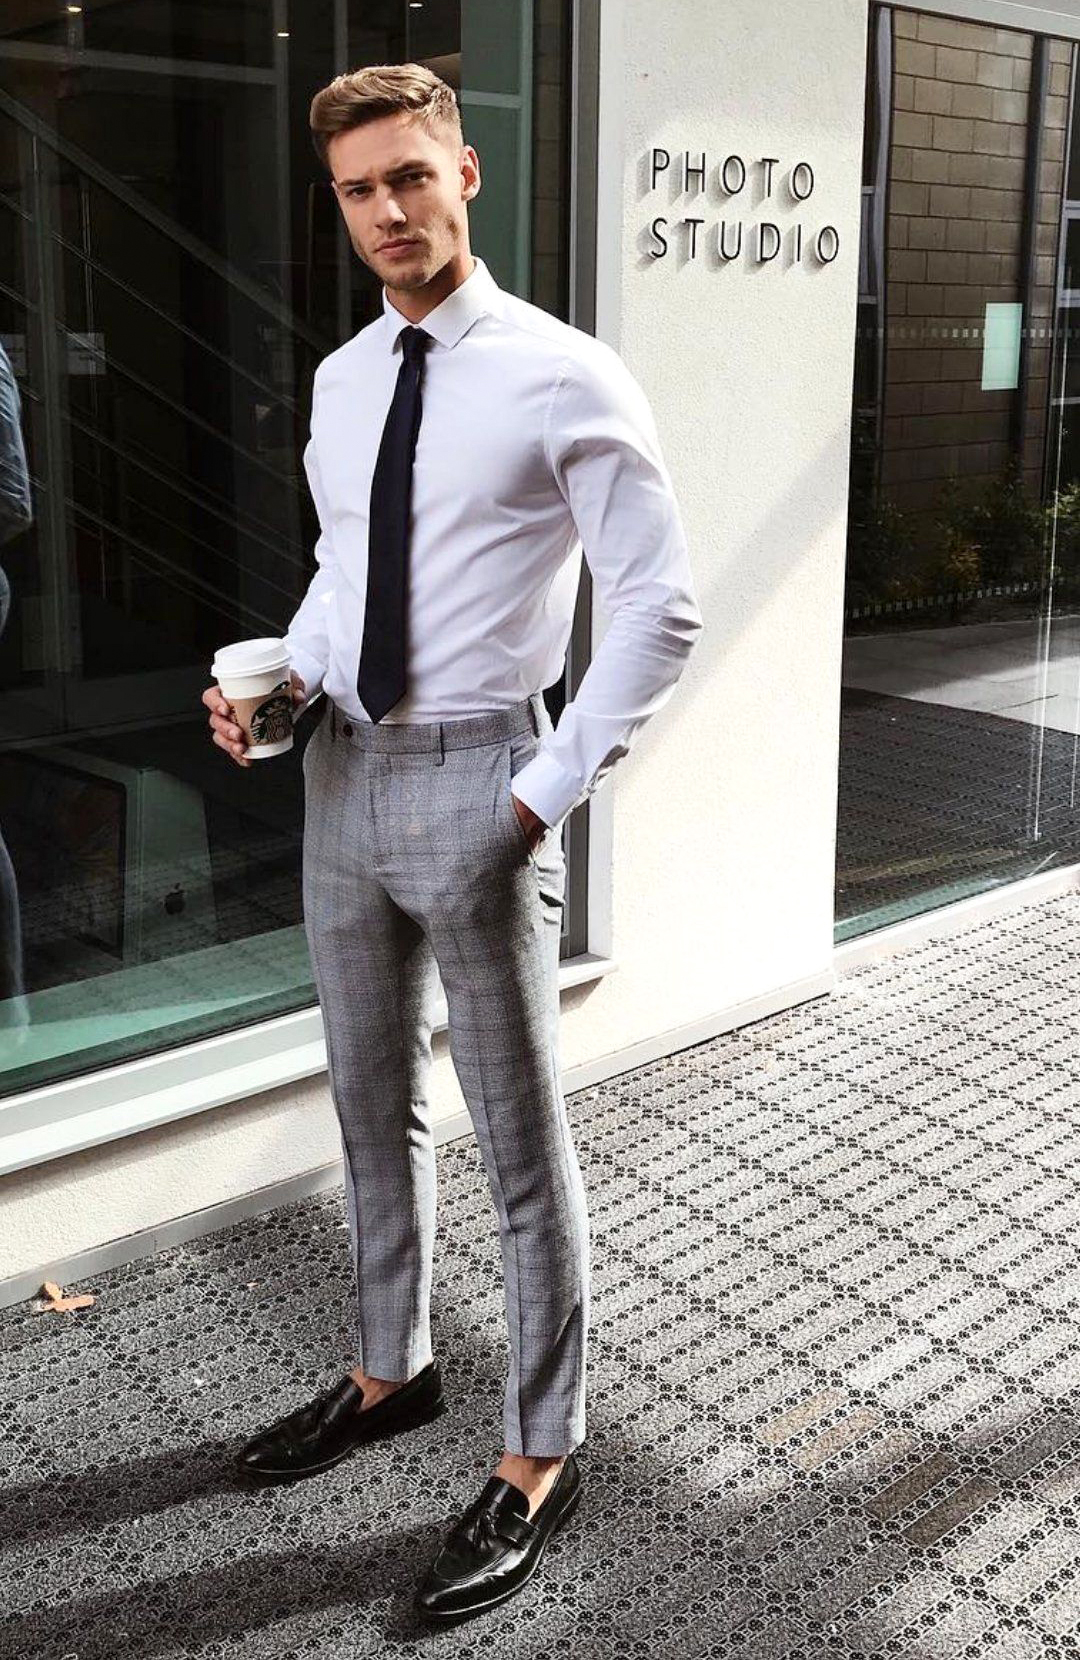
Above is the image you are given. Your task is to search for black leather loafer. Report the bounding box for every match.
[414,1451,581,1623]
[234,1359,446,1486]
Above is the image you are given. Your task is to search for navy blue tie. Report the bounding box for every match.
[358,324,430,722]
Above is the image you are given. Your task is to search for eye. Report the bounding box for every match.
[345,172,424,197]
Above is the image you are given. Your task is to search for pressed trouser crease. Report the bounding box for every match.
[300,691,589,1456]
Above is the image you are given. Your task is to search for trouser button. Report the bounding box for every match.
[342,720,353,737]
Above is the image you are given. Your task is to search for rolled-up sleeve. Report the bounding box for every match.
[283,379,337,705]
[509,343,704,830]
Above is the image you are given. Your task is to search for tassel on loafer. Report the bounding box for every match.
[414,1451,581,1623]
[234,1359,446,1486]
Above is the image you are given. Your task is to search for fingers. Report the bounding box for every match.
[203,685,251,766]
[213,723,251,766]
[215,730,251,767]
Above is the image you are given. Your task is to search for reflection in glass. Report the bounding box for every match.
[0,0,571,1096]
[839,6,1080,939]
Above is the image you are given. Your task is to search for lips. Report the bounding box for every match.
[379,239,419,253]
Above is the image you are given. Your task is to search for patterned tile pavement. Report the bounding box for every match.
[2,891,1079,1658]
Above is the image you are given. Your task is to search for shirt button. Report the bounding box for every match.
[342,721,353,737]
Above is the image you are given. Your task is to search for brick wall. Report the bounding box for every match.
[882,8,1071,521]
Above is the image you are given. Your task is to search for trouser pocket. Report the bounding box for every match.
[448,733,541,864]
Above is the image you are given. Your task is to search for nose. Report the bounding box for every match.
[375,189,407,230]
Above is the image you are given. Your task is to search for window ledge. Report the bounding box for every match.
[0,952,618,1178]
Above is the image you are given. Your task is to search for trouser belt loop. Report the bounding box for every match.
[528,693,541,737]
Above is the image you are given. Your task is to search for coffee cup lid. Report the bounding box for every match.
[212,637,290,680]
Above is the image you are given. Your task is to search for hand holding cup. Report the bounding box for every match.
[204,641,306,768]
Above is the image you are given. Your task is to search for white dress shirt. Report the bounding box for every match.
[283,254,703,831]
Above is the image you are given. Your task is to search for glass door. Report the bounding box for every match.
[839,5,1080,939]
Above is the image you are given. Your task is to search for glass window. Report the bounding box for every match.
[0,0,574,1095]
[838,6,1080,940]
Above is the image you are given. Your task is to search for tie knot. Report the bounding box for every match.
[400,325,429,365]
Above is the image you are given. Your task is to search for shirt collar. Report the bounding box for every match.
[382,254,499,353]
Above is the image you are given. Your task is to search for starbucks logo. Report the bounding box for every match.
[250,681,292,745]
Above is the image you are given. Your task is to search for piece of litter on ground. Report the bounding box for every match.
[34,1281,96,1315]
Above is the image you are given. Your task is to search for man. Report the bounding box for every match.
[202,62,703,1623]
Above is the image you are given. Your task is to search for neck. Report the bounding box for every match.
[386,251,476,323]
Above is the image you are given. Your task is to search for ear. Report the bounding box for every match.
[461,144,481,201]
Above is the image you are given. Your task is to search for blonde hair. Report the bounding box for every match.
[309,62,463,171]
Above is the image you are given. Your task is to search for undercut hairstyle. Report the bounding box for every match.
[309,62,464,171]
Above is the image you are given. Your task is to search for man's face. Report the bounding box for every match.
[326,111,480,290]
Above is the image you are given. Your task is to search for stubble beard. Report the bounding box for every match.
[358,236,434,292]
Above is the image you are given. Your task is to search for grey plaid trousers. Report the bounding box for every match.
[301,690,590,1456]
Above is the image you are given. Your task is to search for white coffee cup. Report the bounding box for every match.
[211,637,294,759]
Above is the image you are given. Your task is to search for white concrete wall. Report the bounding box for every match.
[588,0,866,1041]
[0,0,869,1285]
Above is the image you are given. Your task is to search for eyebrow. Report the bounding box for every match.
[336,161,431,187]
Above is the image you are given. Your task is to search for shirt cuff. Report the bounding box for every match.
[509,749,584,832]
[283,641,327,712]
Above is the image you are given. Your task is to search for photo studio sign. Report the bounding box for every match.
[646,148,840,268]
